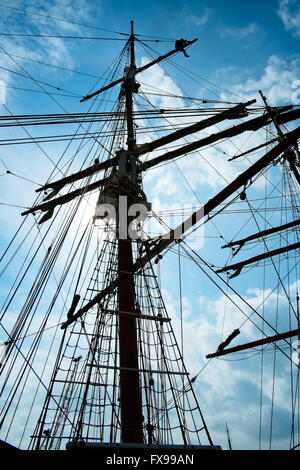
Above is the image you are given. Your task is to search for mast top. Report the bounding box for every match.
[129,20,135,67]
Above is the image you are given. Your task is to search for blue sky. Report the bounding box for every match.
[0,0,300,451]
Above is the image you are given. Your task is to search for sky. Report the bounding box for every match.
[0,0,300,452]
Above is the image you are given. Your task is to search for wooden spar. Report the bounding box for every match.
[80,77,124,103]
[222,218,300,249]
[141,104,299,162]
[136,99,256,156]
[80,38,198,102]
[285,149,300,186]
[61,123,300,329]
[134,38,198,73]
[140,105,294,171]
[134,123,300,270]
[226,423,232,451]
[228,136,279,160]
[216,241,300,277]
[118,21,143,444]
[276,107,300,125]
[37,102,254,194]
[206,328,300,359]
[259,90,300,186]
[22,178,106,215]
[36,104,299,195]
[228,97,299,162]
[61,279,119,329]
[36,157,117,193]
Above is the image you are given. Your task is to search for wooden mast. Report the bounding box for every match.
[118,20,144,444]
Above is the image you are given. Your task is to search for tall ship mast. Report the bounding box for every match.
[0,20,300,453]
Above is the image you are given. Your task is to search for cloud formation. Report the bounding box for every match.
[219,54,300,106]
[218,22,259,39]
[0,0,101,104]
[183,6,210,27]
[277,0,300,38]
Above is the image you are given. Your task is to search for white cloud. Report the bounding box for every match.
[277,0,300,38]
[219,54,300,106]
[183,6,210,27]
[218,22,259,39]
[138,56,184,109]
[138,51,300,201]
[138,56,251,196]
[0,0,102,103]
[162,280,300,449]
[0,78,6,103]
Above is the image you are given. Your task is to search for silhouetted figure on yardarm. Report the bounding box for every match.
[175,39,189,57]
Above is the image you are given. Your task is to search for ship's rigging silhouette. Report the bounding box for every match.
[0,21,299,452]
